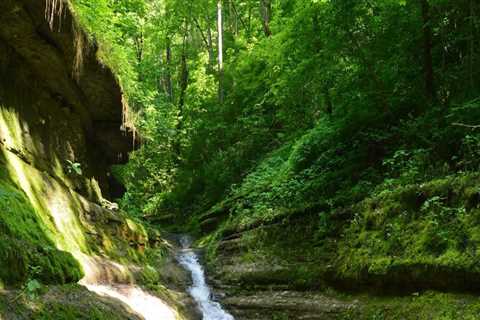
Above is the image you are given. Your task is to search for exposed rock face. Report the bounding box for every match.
[0,0,132,201]
[0,0,140,287]
[221,290,355,320]
[0,3,199,319]
[207,233,356,320]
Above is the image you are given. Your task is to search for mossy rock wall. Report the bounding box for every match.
[0,0,143,287]
[0,157,83,285]
[206,174,480,294]
[334,174,480,292]
[0,142,150,287]
[0,0,135,201]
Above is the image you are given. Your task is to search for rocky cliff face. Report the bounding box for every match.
[0,0,140,287]
[0,0,132,201]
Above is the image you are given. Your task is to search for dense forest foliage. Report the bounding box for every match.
[72,0,480,224]
[4,0,480,318]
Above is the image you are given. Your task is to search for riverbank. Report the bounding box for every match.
[205,234,480,319]
[0,229,201,320]
[200,208,480,320]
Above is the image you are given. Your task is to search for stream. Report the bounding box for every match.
[85,284,178,320]
[177,235,234,320]
[83,235,233,320]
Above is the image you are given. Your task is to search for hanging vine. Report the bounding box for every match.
[72,22,88,81]
[45,0,65,31]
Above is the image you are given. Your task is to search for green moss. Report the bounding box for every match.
[338,291,480,320]
[137,265,161,289]
[204,173,480,294]
[34,303,125,320]
[333,174,480,289]
[0,284,142,320]
[0,163,83,286]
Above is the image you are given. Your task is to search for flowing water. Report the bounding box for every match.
[82,235,232,320]
[80,253,179,320]
[177,236,234,320]
[84,284,178,320]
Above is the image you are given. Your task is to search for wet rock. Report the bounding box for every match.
[223,291,356,320]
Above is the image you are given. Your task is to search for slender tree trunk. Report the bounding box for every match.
[347,31,390,114]
[178,51,189,110]
[260,0,272,37]
[217,0,224,103]
[178,21,190,110]
[469,0,474,90]
[247,5,252,37]
[174,31,190,165]
[231,2,247,32]
[134,32,144,81]
[227,0,235,34]
[164,37,174,102]
[193,16,215,71]
[206,9,216,71]
[207,25,215,68]
[233,1,238,35]
[421,0,435,102]
[134,32,144,64]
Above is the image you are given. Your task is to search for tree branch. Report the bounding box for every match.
[193,17,210,49]
[452,122,480,129]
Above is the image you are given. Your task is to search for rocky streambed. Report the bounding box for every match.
[176,235,234,320]
[169,233,356,320]
[203,235,357,320]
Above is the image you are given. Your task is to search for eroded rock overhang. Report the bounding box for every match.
[0,0,133,199]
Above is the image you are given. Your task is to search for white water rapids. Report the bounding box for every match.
[177,236,234,320]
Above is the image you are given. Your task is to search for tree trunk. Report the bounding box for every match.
[247,5,252,37]
[193,16,215,71]
[217,0,224,103]
[421,0,435,102]
[260,0,272,37]
[134,32,144,64]
[174,32,190,165]
[164,37,174,102]
[469,0,475,90]
[231,1,248,33]
[178,51,189,110]
[206,10,216,71]
[347,31,390,115]
[134,32,144,81]
[232,0,238,35]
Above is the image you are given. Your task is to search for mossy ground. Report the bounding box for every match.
[0,284,141,320]
[0,142,192,317]
[336,173,480,289]
[0,141,156,288]
[337,291,480,320]
[204,173,480,292]
[200,173,480,319]
[221,289,480,320]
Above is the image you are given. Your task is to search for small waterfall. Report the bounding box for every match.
[177,236,234,320]
[84,284,178,320]
[80,255,179,320]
